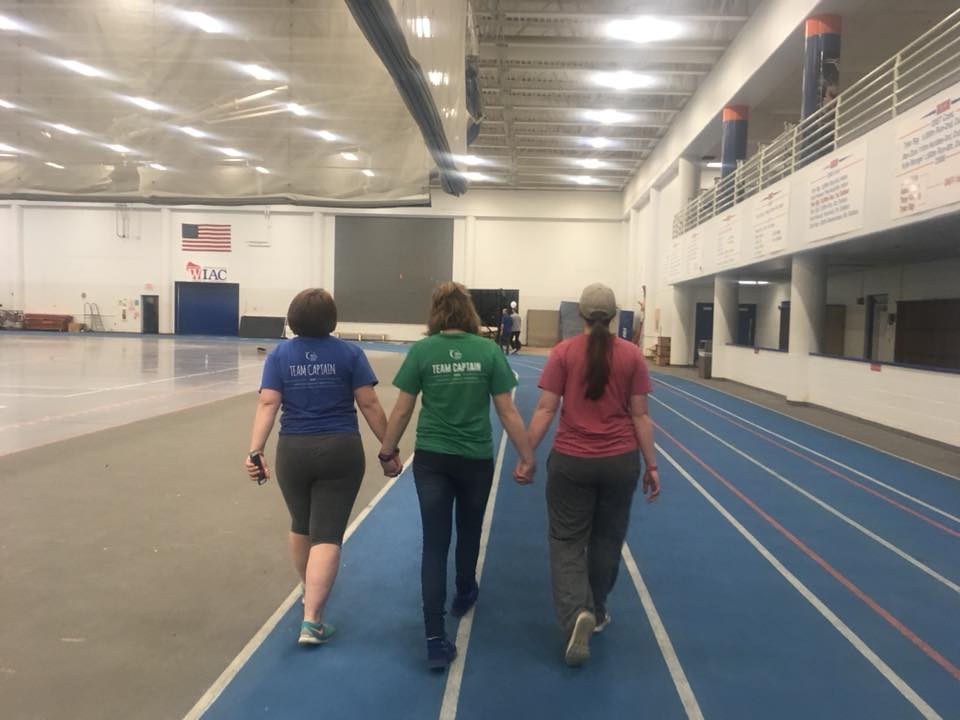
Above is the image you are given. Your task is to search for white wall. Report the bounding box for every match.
[827,258,960,360]
[2,189,626,341]
[808,355,960,447]
[716,344,790,396]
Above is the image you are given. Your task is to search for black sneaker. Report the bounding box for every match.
[426,636,458,672]
[594,610,611,634]
[450,584,479,618]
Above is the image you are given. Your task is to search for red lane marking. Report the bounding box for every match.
[655,422,960,683]
[655,383,960,539]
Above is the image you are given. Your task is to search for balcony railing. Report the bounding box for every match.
[672,9,960,238]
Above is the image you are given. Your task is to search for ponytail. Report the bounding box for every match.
[584,318,613,400]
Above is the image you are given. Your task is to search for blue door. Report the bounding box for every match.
[175,282,239,336]
[617,310,635,340]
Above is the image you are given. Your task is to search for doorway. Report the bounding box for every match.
[779,301,791,351]
[736,304,757,346]
[864,294,888,360]
[175,282,240,336]
[141,295,159,334]
[693,302,714,364]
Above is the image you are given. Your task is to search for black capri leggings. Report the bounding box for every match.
[275,433,365,545]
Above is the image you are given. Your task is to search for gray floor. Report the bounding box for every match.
[0,334,412,720]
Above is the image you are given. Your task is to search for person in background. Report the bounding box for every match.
[522,282,660,667]
[510,306,522,354]
[244,289,399,646]
[378,282,535,672]
[499,308,513,354]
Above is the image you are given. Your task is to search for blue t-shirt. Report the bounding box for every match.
[501,315,513,334]
[260,336,378,435]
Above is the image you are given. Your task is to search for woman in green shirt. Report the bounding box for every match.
[379,282,535,671]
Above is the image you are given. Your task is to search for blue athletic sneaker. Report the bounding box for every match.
[426,636,457,671]
[298,620,336,645]
[450,584,479,618]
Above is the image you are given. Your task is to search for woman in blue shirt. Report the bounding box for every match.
[244,289,399,646]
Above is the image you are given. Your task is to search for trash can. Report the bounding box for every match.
[698,340,713,379]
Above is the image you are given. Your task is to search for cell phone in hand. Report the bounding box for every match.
[249,452,267,485]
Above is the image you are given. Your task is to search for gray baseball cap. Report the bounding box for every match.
[578,283,617,320]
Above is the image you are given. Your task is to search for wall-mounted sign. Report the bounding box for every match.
[715,210,742,268]
[806,142,866,242]
[892,84,960,219]
[186,260,228,282]
[751,182,790,258]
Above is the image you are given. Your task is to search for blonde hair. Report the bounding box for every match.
[427,282,482,335]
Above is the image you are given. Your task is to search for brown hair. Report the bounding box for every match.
[287,288,337,337]
[584,317,613,400]
[427,282,482,335]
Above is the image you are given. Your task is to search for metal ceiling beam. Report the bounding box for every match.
[480,36,728,51]
[477,44,723,67]
[481,84,696,97]
[484,103,682,114]
[473,12,749,22]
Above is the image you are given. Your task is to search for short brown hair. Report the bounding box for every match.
[428,282,481,335]
[287,288,337,337]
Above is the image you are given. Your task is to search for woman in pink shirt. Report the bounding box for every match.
[525,283,660,667]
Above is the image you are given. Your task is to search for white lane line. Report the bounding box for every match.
[59,363,264,399]
[439,381,517,720]
[652,396,960,595]
[622,543,704,720]
[182,453,415,720]
[657,445,942,720]
[655,377,960,516]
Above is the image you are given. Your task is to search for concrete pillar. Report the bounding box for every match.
[787,252,827,402]
[9,203,25,312]
[720,106,749,178]
[677,157,700,203]
[160,207,174,333]
[801,15,842,121]
[310,211,324,288]
[670,284,695,366]
[713,275,739,377]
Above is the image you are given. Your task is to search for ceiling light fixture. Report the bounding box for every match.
[286,102,308,116]
[106,143,133,153]
[255,166,270,174]
[218,147,243,157]
[588,137,612,149]
[0,14,26,32]
[362,169,375,177]
[586,108,630,125]
[0,143,17,153]
[52,123,80,135]
[127,96,163,111]
[45,161,65,169]
[464,171,489,182]
[606,17,683,44]
[577,158,603,169]
[593,71,655,91]
[181,11,225,34]
[410,17,432,38]
[738,280,770,286]
[428,71,449,86]
[572,176,597,185]
[340,151,358,161]
[58,59,104,77]
[178,126,207,138]
[0,153,16,158]
[41,130,52,139]
[0,99,16,109]
[242,64,276,81]
[706,161,723,169]
[316,130,337,142]
[459,155,484,166]
[148,162,166,171]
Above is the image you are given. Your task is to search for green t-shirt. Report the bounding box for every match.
[393,332,517,459]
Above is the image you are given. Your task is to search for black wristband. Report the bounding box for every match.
[378,449,399,462]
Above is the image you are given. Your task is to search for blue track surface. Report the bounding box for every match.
[197,352,960,720]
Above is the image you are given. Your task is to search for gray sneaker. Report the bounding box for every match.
[564,610,596,666]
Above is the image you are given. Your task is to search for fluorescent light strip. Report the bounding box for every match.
[577,158,602,169]
[106,144,133,153]
[606,17,683,44]
[218,147,243,157]
[148,163,166,171]
[588,137,612,149]
[0,99,16,109]
[0,14,26,32]
[286,103,308,116]
[362,169,374,177]
[181,11,225,34]
[52,123,80,135]
[255,166,269,174]
[242,64,275,81]
[128,96,163,111]
[58,59,103,77]
[178,126,206,138]
[45,161,65,169]
[316,130,337,142]
[0,143,17,153]
[340,152,358,161]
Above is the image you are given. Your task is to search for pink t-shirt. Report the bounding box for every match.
[538,334,652,458]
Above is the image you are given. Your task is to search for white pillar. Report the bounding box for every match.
[713,275,738,377]
[787,252,827,402]
[10,203,25,311]
[641,189,660,346]
[464,215,477,287]
[625,208,640,314]
[310,211,324,288]
[677,157,700,203]
[670,284,695,365]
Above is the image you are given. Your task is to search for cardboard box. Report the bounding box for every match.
[68,322,85,333]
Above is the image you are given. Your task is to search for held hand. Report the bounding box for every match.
[514,457,536,485]
[379,453,403,478]
[245,454,270,483]
[643,467,660,503]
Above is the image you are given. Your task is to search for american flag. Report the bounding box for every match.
[182,223,231,252]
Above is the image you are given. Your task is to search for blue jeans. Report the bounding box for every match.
[413,450,494,638]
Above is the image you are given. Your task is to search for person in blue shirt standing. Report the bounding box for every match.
[499,308,513,353]
[244,288,399,646]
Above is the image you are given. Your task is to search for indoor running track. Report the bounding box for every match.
[187,350,960,720]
